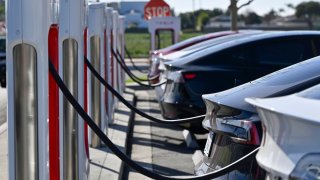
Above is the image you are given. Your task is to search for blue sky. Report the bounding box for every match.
[103,0,308,15]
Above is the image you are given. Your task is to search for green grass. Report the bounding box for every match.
[125,32,204,58]
[125,74,148,84]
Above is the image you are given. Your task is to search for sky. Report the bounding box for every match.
[101,0,310,16]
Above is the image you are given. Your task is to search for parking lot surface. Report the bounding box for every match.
[0,86,6,126]
[124,84,195,179]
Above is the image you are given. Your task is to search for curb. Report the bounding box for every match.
[89,88,135,180]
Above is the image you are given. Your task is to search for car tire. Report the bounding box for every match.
[0,79,5,88]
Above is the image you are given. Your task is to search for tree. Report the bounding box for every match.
[244,11,262,24]
[295,1,320,29]
[0,2,4,21]
[179,8,226,31]
[209,8,224,17]
[229,0,255,31]
[263,9,278,24]
[196,11,209,30]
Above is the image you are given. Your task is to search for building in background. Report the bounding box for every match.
[108,1,148,29]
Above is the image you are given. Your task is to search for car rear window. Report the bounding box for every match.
[256,38,313,65]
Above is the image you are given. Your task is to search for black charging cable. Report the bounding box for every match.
[113,49,148,82]
[49,59,260,180]
[85,56,204,124]
[112,50,166,88]
[124,45,148,73]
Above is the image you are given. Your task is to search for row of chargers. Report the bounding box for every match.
[7,0,126,179]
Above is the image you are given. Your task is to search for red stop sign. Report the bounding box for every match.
[144,0,171,20]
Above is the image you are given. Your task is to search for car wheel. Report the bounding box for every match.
[0,79,5,88]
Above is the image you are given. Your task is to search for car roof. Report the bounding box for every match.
[167,31,320,67]
[153,30,237,55]
[182,30,264,52]
[202,55,320,113]
[161,31,263,61]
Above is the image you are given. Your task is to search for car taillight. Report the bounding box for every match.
[218,116,261,145]
[183,73,197,80]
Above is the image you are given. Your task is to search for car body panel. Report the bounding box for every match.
[246,85,320,179]
[202,56,320,113]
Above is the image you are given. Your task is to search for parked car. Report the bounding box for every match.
[160,31,320,131]
[194,55,320,179]
[247,84,320,180]
[148,30,253,84]
[155,31,264,100]
[0,36,6,88]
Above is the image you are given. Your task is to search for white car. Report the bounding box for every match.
[247,84,320,180]
[195,55,320,178]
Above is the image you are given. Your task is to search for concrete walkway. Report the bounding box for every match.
[0,124,8,180]
[89,88,135,180]
[124,84,195,180]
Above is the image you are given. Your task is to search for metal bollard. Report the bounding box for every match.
[7,0,50,179]
[59,0,88,179]
[88,3,106,148]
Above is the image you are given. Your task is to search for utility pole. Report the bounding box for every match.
[192,0,196,30]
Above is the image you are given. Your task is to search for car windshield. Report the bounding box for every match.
[296,84,320,100]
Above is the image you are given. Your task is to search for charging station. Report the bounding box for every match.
[7,0,50,179]
[83,1,90,161]
[147,16,181,51]
[59,0,88,179]
[105,7,114,125]
[118,16,126,95]
[112,10,120,109]
[87,3,107,148]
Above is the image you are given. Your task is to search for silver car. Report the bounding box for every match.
[195,55,320,179]
[247,84,320,180]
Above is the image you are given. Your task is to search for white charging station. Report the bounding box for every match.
[7,0,50,179]
[87,3,107,148]
[105,7,115,125]
[118,16,126,95]
[147,16,181,51]
[112,10,120,108]
[59,0,88,179]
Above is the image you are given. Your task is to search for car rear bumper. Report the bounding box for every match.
[160,100,203,119]
[194,154,266,179]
